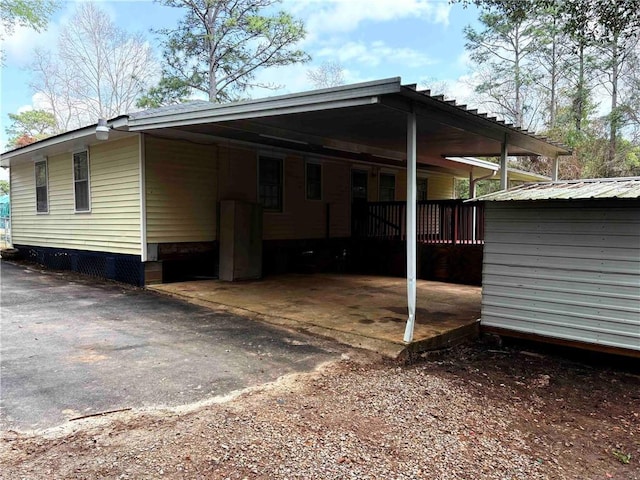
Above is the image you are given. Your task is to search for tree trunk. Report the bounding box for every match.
[549,20,557,129]
[206,6,217,102]
[514,25,522,127]
[575,42,585,132]
[609,36,619,168]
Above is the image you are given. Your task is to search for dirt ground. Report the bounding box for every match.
[1,341,639,480]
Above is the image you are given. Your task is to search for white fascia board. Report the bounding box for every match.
[446,156,500,171]
[1,128,95,166]
[128,79,401,130]
[0,117,130,167]
[129,97,382,131]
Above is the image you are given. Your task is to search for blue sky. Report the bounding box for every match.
[0,0,481,179]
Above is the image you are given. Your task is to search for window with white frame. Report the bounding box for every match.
[306,161,322,200]
[35,159,48,213]
[258,155,283,211]
[379,173,396,201]
[73,150,90,212]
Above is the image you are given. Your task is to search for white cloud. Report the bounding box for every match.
[286,0,451,41]
[316,40,435,68]
[1,22,59,65]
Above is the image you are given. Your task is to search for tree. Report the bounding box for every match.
[29,3,156,130]
[307,61,345,89]
[0,180,9,195]
[0,0,57,36]
[557,0,640,170]
[463,1,541,128]
[145,0,309,105]
[5,109,56,148]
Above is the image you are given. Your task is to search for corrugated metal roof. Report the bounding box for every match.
[472,177,640,201]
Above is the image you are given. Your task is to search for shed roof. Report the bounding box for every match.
[471,177,640,201]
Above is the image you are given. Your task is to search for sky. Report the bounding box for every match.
[0,0,482,181]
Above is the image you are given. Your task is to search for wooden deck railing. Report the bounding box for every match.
[352,199,485,245]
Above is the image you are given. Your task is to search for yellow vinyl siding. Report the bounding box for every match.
[145,136,217,243]
[395,170,455,201]
[10,136,141,255]
[426,174,455,199]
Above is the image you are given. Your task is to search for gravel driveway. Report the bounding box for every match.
[2,343,639,479]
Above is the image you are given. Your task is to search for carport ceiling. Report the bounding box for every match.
[167,100,560,161]
[130,78,570,161]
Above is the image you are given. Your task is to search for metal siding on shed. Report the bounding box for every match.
[10,136,142,255]
[481,200,640,352]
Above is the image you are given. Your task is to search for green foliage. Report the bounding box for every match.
[463,4,542,129]
[136,77,192,109]
[5,109,57,149]
[0,180,9,195]
[143,0,309,105]
[612,449,632,464]
[460,0,640,179]
[0,0,57,35]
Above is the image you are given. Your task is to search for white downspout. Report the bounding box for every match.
[551,155,559,181]
[469,170,496,242]
[403,111,417,343]
[139,133,147,262]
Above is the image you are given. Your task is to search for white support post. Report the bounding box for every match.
[403,111,417,343]
[469,172,476,243]
[499,139,509,191]
[551,155,559,181]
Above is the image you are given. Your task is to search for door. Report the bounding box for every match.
[351,170,368,236]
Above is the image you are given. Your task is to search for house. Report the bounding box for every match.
[472,178,640,356]
[0,78,571,341]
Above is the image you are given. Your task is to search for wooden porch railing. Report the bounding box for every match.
[352,199,485,245]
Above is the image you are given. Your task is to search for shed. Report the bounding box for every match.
[472,177,640,357]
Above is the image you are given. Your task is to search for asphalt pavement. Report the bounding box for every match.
[0,261,343,431]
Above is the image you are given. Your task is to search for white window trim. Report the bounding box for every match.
[305,159,323,201]
[257,152,285,214]
[34,158,49,214]
[72,149,91,213]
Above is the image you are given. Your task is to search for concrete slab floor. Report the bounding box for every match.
[150,274,481,359]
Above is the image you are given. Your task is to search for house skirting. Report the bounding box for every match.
[13,245,144,286]
[147,241,219,284]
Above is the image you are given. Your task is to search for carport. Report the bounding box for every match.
[129,78,571,345]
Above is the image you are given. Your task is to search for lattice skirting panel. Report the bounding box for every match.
[13,245,144,286]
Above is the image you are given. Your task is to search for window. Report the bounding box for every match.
[379,173,396,201]
[417,178,428,201]
[306,161,322,200]
[259,155,283,211]
[35,160,48,213]
[73,150,90,212]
